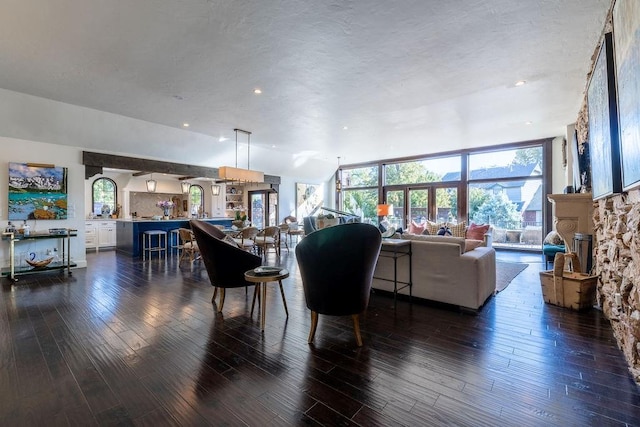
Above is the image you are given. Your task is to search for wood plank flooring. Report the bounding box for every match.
[1,247,639,426]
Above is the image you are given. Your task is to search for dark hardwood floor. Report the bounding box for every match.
[1,246,639,426]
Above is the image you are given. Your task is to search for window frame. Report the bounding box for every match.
[91,177,117,216]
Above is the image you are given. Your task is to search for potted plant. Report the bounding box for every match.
[232,211,248,228]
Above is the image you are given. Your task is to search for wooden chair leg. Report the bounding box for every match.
[352,314,363,347]
[217,288,226,313]
[212,287,218,303]
[278,280,288,317]
[308,311,318,344]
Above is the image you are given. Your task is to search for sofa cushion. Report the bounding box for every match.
[467,223,490,241]
[465,239,484,252]
[402,233,466,253]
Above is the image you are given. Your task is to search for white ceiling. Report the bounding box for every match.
[0,0,610,181]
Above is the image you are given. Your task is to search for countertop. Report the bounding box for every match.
[114,217,230,223]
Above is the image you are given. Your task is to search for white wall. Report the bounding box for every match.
[0,137,87,269]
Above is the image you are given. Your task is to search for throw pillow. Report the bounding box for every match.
[408,221,425,235]
[466,223,490,241]
[425,220,440,235]
[437,226,452,236]
[544,231,564,245]
[447,221,467,238]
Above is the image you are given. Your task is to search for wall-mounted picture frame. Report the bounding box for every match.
[613,0,640,191]
[9,162,68,220]
[295,183,323,220]
[587,32,622,200]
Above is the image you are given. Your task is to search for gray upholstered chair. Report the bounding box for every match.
[190,220,261,313]
[295,223,382,346]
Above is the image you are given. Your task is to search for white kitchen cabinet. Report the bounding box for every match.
[86,220,116,251]
[85,221,98,251]
[98,221,117,248]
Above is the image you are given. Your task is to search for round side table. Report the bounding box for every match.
[244,268,289,331]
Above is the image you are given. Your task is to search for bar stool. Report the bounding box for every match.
[169,229,181,254]
[143,230,167,260]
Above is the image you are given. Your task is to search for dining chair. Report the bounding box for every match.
[254,226,280,258]
[178,227,200,264]
[232,226,259,253]
[278,223,289,253]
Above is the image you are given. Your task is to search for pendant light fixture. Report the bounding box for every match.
[211,184,221,196]
[335,157,342,193]
[218,128,265,183]
[146,173,157,193]
[181,181,191,194]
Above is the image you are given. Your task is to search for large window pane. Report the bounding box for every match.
[342,189,378,224]
[468,147,542,179]
[436,187,457,223]
[385,190,404,230]
[408,189,428,224]
[343,166,378,187]
[469,179,543,248]
[385,156,461,185]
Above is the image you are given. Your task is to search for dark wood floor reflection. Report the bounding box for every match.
[1,247,639,426]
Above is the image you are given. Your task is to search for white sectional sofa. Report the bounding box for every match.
[372,234,496,311]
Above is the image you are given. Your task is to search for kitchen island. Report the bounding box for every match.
[116,218,232,257]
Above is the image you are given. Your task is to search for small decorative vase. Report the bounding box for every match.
[163,208,170,219]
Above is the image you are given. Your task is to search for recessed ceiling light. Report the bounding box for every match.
[219,137,228,142]
[515,80,527,87]
[182,123,189,127]
[271,145,276,148]
[254,88,262,94]
[343,126,348,130]
[525,121,533,125]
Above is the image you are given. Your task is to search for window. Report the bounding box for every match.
[92,177,116,216]
[468,146,544,249]
[343,166,378,187]
[342,189,378,224]
[189,184,204,216]
[384,156,461,185]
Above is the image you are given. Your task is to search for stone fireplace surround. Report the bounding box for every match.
[593,190,640,382]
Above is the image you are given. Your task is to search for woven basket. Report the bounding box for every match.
[539,252,597,310]
[26,257,54,268]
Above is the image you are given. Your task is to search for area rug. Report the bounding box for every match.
[496,261,528,292]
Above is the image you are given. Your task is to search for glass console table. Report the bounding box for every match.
[1,229,78,282]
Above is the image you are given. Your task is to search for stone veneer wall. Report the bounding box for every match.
[574,1,640,382]
[593,191,640,382]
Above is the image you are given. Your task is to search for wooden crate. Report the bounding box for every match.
[539,252,597,310]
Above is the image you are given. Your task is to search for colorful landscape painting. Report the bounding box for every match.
[8,162,68,220]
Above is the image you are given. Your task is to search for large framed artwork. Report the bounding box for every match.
[613,0,640,191]
[295,183,323,219]
[9,162,68,220]
[587,32,622,200]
